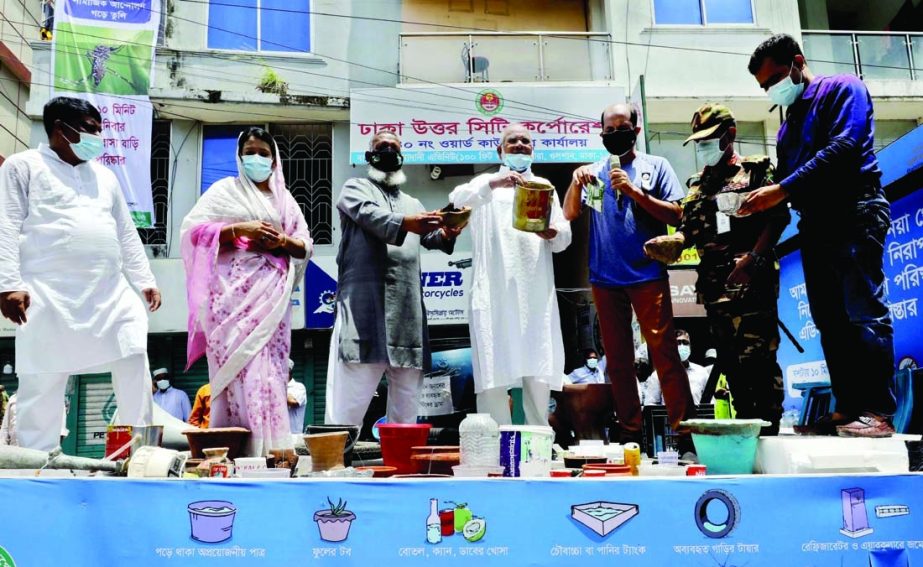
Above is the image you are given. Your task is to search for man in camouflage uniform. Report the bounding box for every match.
[645,103,789,434]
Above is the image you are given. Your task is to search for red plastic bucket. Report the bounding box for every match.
[378,424,432,475]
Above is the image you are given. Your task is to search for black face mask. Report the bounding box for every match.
[601,129,637,157]
[365,149,404,173]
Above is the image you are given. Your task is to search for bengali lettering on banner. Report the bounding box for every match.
[52,0,160,227]
[0,475,921,565]
[777,250,829,411]
[349,86,625,165]
[884,189,923,368]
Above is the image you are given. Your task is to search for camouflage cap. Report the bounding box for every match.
[684,103,736,145]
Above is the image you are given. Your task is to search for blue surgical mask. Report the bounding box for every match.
[62,122,105,162]
[695,138,725,168]
[767,63,805,107]
[678,345,691,362]
[586,358,599,370]
[242,154,273,182]
[502,152,533,173]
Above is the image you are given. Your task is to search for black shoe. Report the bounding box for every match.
[793,413,852,436]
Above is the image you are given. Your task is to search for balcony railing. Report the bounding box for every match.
[803,31,922,80]
[398,32,612,84]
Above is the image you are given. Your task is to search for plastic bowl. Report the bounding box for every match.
[563,455,607,469]
[680,419,770,475]
[452,464,505,478]
[355,465,398,478]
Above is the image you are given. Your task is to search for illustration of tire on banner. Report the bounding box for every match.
[695,489,740,539]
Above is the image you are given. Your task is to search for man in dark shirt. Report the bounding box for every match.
[741,34,896,438]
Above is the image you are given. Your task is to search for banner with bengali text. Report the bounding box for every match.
[349,86,625,165]
[52,0,161,227]
[0,475,920,565]
[884,188,923,368]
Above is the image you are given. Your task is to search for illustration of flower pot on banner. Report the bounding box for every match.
[314,498,356,543]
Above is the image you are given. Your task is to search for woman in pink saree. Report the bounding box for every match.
[181,127,312,457]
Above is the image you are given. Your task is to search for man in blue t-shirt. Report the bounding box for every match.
[563,103,696,453]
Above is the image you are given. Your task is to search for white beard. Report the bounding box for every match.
[367,166,406,187]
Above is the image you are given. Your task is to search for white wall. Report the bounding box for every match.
[606,0,801,102]
[0,0,41,158]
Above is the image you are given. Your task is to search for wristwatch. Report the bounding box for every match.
[746,250,767,269]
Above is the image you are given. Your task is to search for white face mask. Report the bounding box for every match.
[678,345,691,362]
[586,358,599,370]
[156,379,170,391]
[767,62,805,107]
[695,138,726,168]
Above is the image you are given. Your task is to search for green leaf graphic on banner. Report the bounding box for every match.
[131,211,153,228]
[54,23,154,96]
[0,546,17,567]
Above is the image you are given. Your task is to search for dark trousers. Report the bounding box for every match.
[800,202,896,418]
[706,302,785,432]
[593,279,697,443]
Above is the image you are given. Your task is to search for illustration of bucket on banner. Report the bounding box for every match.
[499,425,554,477]
[512,181,554,232]
[188,500,238,543]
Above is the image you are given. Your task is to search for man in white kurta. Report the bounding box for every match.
[449,124,571,426]
[0,97,159,451]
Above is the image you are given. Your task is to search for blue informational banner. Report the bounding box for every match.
[878,125,923,188]
[0,475,921,565]
[884,189,923,369]
[777,250,829,410]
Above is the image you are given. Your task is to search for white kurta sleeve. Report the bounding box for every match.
[0,159,29,293]
[549,191,572,254]
[643,373,663,406]
[292,382,307,406]
[111,180,157,290]
[449,173,494,210]
[0,400,11,445]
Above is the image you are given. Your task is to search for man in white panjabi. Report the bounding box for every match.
[0,97,160,451]
[449,124,572,426]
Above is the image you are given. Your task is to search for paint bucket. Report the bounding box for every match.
[378,423,432,475]
[512,181,554,232]
[126,446,186,478]
[498,425,554,477]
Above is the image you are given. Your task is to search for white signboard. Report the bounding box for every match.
[417,371,453,417]
[350,85,625,165]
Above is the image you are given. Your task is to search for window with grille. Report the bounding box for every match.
[139,120,171,246]
[271,124,333,245]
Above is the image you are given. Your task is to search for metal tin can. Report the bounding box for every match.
[209,463,231,478]
[512,181,554,232]
[686,464,707,476]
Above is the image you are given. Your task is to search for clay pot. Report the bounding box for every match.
[268,448,299,471]
[303,432,349,472]
[304,424,360,466]
[182,427,250,460]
